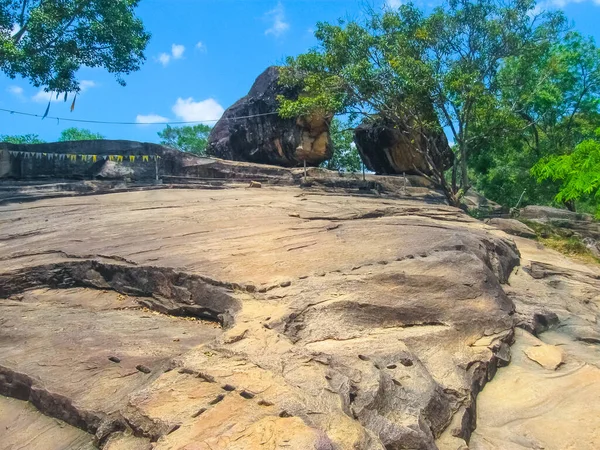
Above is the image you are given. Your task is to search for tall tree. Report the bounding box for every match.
[0,0,150,95]
[278,0,566,206]
[158,124,212,155]
[58,127,105,141]
[470,32,600,209]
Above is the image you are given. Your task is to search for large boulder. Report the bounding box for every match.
[206,66,333,167]
[354,117,453,175]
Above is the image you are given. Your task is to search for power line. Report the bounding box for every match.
[0,107,279,126]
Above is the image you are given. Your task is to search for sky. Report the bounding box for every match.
[1,0,600,143]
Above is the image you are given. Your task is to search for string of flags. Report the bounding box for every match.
[5,150,160,163]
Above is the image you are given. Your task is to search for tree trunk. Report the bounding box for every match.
[460,141,469,192]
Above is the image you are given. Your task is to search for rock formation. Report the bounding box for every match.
[520,205,600,256]
[206,66,333,167]
[1,161,600,450]
[354,117,453,175]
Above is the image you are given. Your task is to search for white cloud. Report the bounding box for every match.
[196,41,207,52]
[7,85,23,96]
[157,52,171,66]
[171,44,185,59]
[79,80,96,92]
[384,0,403,8]
[156,44,185,66]
[265,2,290,38]
[172,97,224,123]
[136,114,169,124]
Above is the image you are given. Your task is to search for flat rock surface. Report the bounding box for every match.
[0,396,95,450]
[2,183,599,450]
[0,185,521,449]
[469,229,600,450]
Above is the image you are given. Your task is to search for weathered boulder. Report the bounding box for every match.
[206,66,333,167]
[486,218,536,239]
[353,117,453,175]
[520,205,596,227]
[520,205,600,256]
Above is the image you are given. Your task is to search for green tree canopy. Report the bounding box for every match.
[322,118,362,172]
[279,0,566,206]
[58,127,105,141]
[0,0,150,94]
[469,31,600,209]
[532,129,600,216]
[0,134,45,144]
[157,124,212,155]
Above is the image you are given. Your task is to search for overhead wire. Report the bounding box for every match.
[0,107,279,126]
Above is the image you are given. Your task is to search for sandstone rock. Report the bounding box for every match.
[486,218,536,239]
[523,343,564,370]
[353,117,453,175]
[0,184,520,449]
[520,205,594,224]
[470,227,600,450]
[207,66,333,167]
[520,205,600,240]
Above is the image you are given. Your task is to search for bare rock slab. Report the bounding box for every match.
[523,343,564,370]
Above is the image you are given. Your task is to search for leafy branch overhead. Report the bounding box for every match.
[533,129,600,216]
[0,0,150,95]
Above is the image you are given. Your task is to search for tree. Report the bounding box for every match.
[157,124,212,155]
[58,127,105,141]
[0,0,150,95]
[0,134,45,144]
[469,32,600,209]
[532,129,600,217]
[278,0,566,206]
[322,118,362,172]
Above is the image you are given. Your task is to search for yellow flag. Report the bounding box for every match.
[129,155,135,162]
[92,155,97,162]
[117,155,123,162]
[142,155,149,162]
[109,155,115,162]
[81,155,87,162]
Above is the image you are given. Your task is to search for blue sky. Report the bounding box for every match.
[1,0,600,143]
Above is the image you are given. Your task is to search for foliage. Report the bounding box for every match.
[532,129,600,217]
[0,133,45,144]
[58,127,104,141]
[0,0,150,94]
[157,124,212,155]
[322,118,362,172]
[278,0,566,206]
[470,32,600,209]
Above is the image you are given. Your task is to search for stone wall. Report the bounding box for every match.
[0,140,197,181]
